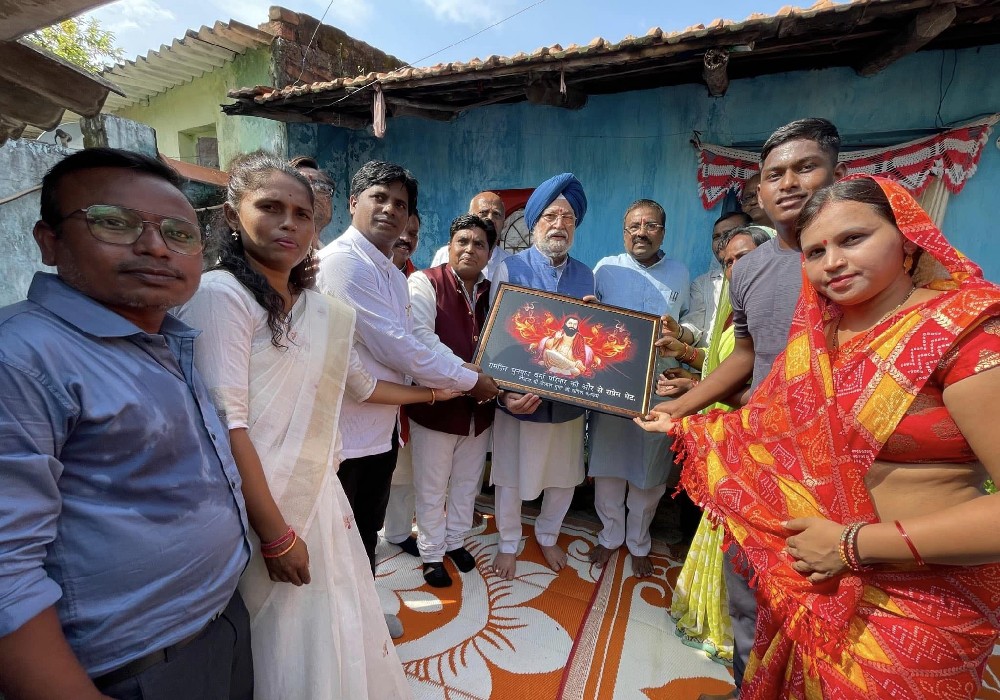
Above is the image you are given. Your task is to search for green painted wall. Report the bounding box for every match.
[114,47,286,168]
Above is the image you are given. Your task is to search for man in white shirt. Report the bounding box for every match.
[589,199,690,577]
[431,191,511,279]
[316,160,499,636]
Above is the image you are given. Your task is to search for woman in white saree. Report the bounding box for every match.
[177,152,449,700]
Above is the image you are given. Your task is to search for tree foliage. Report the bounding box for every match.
[26,17,124,74]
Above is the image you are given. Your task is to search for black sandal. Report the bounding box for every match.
[422,562,452,588]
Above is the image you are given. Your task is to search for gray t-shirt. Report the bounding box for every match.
[729,237,803,390]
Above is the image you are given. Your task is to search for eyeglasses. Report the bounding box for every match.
[311,182,335,197]
[58,204,204,256]
[625,223,664,235]
[540,212,576,225]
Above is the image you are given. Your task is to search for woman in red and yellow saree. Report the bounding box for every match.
[637,175,1000,699]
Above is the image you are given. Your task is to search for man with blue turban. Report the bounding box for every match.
[488,173,594,580]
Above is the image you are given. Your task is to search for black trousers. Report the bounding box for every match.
[99,590,253,700]
[337,430,400,574]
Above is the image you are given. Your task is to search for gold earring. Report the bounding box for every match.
[903,252,914,274]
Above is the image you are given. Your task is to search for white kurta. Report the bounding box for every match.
[488,257,587,500]
[177,271,412,700]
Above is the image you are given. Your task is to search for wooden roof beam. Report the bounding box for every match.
[387,101,454,122]
[524,79,587,109]
[855,4,957,76]
[0,78,64,128]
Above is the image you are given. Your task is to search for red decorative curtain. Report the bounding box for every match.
[696,114,999,209]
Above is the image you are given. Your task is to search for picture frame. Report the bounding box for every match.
[474,283,661,418]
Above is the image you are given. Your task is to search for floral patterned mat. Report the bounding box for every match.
[375,508,733,699]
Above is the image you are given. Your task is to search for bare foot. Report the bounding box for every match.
[698,691,737,700]
[588,544,617,569]
[631,554,654,578]
[538,542,568,572]
[492,552,517,580]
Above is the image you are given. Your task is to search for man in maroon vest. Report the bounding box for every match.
[407,215,537,586]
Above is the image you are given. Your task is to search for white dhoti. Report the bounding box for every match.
[490,412,585,554]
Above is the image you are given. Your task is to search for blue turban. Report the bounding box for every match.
[524,173,587,232]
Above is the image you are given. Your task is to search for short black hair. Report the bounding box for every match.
[449,213,496,250]
[623,199,666,227]
[760,118,841,168]
[714,211,751,228]
[40,148,184,226]
[349,160,418,215]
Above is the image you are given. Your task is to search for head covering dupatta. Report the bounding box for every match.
[673,175,1000,699]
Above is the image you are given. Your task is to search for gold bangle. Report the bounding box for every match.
[428,388,436,405]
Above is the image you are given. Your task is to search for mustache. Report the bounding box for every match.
[631,236,652,245]
[393,240,412,250]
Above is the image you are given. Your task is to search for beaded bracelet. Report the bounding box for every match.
[837,525,853,570]
[894,520,926,566]
[838,522,868,572]
[845,523,867,571]
[262,534,298,559]
[260,526,294,552]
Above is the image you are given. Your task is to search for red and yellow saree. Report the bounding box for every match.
[676,177,1000,699]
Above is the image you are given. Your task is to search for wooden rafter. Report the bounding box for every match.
[856,4,958,76]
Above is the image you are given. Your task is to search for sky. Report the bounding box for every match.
[86,0,810,70]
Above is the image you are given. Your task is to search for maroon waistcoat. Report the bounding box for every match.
[406,264,494,436]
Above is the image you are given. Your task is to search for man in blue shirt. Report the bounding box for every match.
[0,148,253,700]
[589,199,690,578]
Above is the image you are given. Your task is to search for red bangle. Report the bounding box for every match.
[262,534,298,559]
[894,520,926,566]
[261,526,294,551]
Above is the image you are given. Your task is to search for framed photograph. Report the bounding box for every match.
[474,283,661,418]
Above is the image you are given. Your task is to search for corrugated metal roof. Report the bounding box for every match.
[102,20,273,112]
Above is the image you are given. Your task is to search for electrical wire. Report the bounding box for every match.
[302,0,551,113]
[292,0,338,86]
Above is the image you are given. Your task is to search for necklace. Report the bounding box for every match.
[833,285,916,350]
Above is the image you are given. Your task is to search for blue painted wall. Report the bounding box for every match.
[292,44,1000,280]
